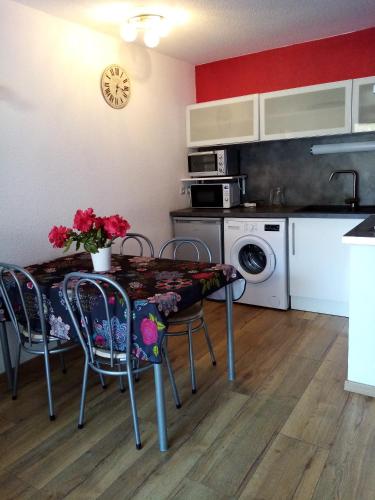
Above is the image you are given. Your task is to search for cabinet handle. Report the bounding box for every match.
[292,222,295,255]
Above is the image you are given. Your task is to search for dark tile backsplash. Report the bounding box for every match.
[239,132,375,206]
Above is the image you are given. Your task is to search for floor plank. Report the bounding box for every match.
[312,393,375,500]
[238,434,329,499]
[0,302,372,500]
[188,395,292,497]
[281,336,349,449]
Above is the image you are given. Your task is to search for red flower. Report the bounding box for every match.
[192,272,214,280]
[95,216,106,228]
[73,208,96,232]
[104,215,130,239]
[48,226,70,248]
[140,318,158,345]
[95,335,106,347]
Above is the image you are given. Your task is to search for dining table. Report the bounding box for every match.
[0,252,245,451]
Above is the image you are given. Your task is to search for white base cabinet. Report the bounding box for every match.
[289,218,364,316]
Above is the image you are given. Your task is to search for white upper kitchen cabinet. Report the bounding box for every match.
[289,217,364,316]
[352,76,375,133]
[260,80,352,141]
[186,94,259,147]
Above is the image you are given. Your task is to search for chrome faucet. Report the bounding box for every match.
[328,170,359,208]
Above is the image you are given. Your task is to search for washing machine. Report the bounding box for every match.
[224,218,289,309]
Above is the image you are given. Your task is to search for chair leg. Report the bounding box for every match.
[57,341,67,374]
[187,322,197,394]
[203,319,216,366]
[11,343,21,400]
[95,361,107,389]
[78,359,89,429]
[127,367,142,449]
[162,339,181,409]
[133,358,140,382]
[118,364,126,393]
[43,345,55,421]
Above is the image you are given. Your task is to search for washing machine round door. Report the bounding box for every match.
[230,235,276,283]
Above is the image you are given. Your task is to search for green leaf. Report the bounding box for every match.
[64,239,73,253]
[85,242,98,253]
[156,321,165,330]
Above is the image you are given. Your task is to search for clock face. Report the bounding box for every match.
[101,64,130,109]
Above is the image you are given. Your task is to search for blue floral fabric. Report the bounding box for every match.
[0,253,243,363]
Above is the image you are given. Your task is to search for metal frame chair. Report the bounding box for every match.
[62,272,180,449]
[158,237,216,396]
[120,233,154,257]
[0,263,76,420]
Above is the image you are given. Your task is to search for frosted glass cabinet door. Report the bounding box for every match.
[352,76,375,133]
[260,80,352,141]
[186,94,259,147]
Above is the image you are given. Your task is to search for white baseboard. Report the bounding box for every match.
[291,296,348,317]
[344,380,375,398]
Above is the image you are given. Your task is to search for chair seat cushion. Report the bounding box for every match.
[21,326,62,343]
[168,302,203,323]
[20,327,45,342]
[92,347,128,361]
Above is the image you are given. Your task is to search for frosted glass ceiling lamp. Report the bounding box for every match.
[120,14,170,48]
[143,28,160,48]
[120,23,137,42]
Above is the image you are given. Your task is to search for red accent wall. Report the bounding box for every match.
[195,27,375,102]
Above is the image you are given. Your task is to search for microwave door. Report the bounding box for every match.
[191,185,223,207]
[188,153,218,176]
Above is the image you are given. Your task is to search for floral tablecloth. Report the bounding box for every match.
[0,253,244,363]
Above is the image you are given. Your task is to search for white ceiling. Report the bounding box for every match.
[12,0,375,65]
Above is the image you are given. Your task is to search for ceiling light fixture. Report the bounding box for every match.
[120,14,171,48]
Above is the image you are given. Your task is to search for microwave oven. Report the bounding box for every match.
[190,182,241,208]
[188,150,239,177]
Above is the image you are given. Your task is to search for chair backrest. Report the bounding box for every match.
[158,237,212,263]
[62,272,132,369]
[0,263,48,347]
[120,233,154,257]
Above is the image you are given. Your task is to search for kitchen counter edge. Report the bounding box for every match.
[170,207,373,219]
[342,215,375,246]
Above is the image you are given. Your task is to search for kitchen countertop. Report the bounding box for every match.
[342,215,375,245]
[170,206,375,219]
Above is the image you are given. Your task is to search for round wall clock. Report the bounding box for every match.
[100,64,131,109]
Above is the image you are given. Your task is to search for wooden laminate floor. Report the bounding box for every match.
[0,301,374,500]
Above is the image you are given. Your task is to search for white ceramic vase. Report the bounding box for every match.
[91,246,112,272]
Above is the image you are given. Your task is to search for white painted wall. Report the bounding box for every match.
[0,0,195,372]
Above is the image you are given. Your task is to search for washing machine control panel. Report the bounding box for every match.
[245,222,257,232]
[265,224,280,232]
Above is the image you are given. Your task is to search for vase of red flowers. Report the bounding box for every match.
[89,246,112,272]
[48,208,130,272]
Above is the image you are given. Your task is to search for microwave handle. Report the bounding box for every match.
[188,151,215,156]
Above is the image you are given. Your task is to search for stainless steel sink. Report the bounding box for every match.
[296,205,375,214]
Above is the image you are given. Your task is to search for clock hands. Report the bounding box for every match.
[116,84,128,94]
